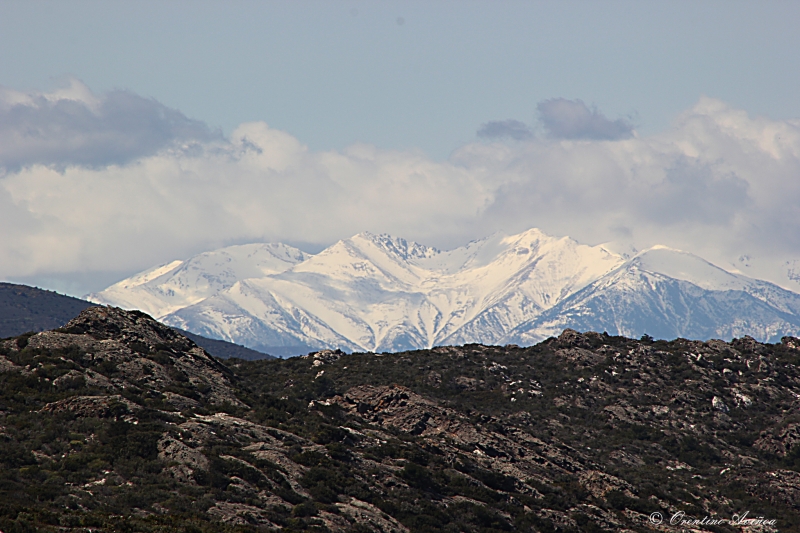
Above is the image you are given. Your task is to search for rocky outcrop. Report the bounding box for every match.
[41,395,139,418]
[9,306,245,409]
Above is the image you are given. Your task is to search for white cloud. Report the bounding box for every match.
[461,97,800,271]
[1,85,799,294]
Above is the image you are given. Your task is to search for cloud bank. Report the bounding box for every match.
[1,81,799,294]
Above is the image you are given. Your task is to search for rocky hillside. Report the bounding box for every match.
[1,307,800,531]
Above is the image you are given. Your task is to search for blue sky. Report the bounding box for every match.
[3,1,799,159]
[1,1,800,296]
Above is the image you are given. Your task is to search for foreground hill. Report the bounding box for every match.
[88,229,800,355]
[0,282,272,360]
[1,307,799,531]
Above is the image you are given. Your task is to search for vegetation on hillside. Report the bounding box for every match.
[1,308,799,532]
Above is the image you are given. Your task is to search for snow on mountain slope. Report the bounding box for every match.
[631,246,800,316]
[427,230,624,345]
[505,247,800,345]
[157,229,623,352]
[158,234,440,352]
[86,243,309,318]
[162,279,360,355]
[89,231,800,354]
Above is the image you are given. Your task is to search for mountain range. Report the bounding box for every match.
[87,229,800,355]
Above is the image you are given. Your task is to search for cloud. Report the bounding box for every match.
[453,96,800,268]
[0,118,487,280]
[1,87,800,295]
[0,78,220,171]
[637,160,751,226]
[537,98,633,140]
[476,119,532,141]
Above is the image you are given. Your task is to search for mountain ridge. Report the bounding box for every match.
[88,229,800,354]
[506,272,800,345]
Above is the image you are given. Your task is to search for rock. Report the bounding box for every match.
[304,348,344,366]
[557,328,591,348]
[162,392,202,411]
[5,314,800,532]
[454,376,478,390]
[207,502,279,527]
[335,497,409,533]
[754,423,800,457]
[781,336,800,350]
[0,355,23,373]
[60,307,195,354]
[555,347,605,368]
[158,434,209,484]
[41,395,138,418]
[751,470,800,510]
[608,450,645,467]
[733,390,753,408]
[712,396,729,412]
[731,335,767,354]
[578,470,636,498]
[51,369,86,389]
[426,371,442,387]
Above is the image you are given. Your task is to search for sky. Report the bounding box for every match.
[1,1,800,296]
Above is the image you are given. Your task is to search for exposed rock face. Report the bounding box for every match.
[41,395,139,418]
[158,433,209,476]
[755,423,800,457]
[59,306,192,346]
[328,383,585,496]
[331,385,448,436]
[3,306,244,409]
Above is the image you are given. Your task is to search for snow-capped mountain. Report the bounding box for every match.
[505,247,800,344]
[88,230,800,355]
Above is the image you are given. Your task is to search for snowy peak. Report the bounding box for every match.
[618,246,800,316]
[290,234,428,288]
[418,228,558,273]
[355,232,441,262]
[598,240,639,260]
[630,246,748,291]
